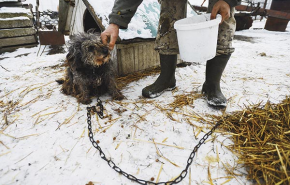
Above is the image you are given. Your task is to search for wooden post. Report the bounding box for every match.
[35,0,40,31]
[260,0,268,21]
[58,0,70,34]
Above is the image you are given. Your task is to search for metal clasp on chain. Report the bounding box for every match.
[88,97,104,119]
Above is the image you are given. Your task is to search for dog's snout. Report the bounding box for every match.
[102,48,109,54]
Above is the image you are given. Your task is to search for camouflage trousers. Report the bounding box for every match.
[155,0,236,56]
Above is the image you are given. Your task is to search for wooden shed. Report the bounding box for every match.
[58,0,162,76]
[0,0,38,53]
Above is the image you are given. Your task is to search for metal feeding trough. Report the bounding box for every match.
[264,0,290,31]
[37,30,65,56]
[33,0,65,56]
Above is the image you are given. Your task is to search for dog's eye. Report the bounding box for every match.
[88,46,95,52]
[102,48,108,54]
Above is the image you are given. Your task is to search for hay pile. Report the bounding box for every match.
[218,98,290,184]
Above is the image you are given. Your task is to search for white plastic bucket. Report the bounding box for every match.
[174,14,221,62]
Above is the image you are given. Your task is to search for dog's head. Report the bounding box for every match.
[68,32,110,67]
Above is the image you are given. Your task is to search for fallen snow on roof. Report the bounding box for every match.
[0,0,19,2]
[0,7,31,14]
[0,16,30,20]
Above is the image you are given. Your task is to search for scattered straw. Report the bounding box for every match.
[0,151,11,157]
[115,141,122,150]
[65,140,79,164]
[189,167,191,185]
[20,81,54,97]
[162,137,168,143]
[221,162,242,184]
[116,67,160,90]
[0,86,23,99]
[56,111,77,130]
[220,178,232,185]
[34,115,41,125]
[217,97,290,184]
[0,131,16,139]
[133,138,185,149]
[3,112,8,125]
[207,165,214,185]
[15,151,33,164]
[0,141,9,149]
[18,95,42,108]
[17,133,43,140]
[86,147,92,154]
[153,139,180,167]
[9,115,20,126]
[100,123,115,133]
[40,110,62,117]
[60,145,68,152]
[80,128,86,138]
[156,163,163,183]
[38,163,50,171]
[169,92,203,110]
[169,174,180,183]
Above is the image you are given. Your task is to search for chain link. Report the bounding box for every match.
[87,98,221,184]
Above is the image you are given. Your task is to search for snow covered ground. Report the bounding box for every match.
[0,19,290,185]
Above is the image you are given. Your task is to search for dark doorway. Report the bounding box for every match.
[83,9,101,33]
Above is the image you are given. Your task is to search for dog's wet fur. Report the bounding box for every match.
[57,32,124,104]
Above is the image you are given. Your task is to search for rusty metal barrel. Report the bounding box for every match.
[265,0,290,31]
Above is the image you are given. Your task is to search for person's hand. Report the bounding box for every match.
[210,0,230,24]
[101,24,119,50]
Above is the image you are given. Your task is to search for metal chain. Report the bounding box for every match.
[87,98,221,185]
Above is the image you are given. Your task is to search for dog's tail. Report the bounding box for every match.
[55,78,65,84]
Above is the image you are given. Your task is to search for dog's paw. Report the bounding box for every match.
[61,87,71,95]
[78,97,92,105]
[113,92,125,101]
[55,78,65,84]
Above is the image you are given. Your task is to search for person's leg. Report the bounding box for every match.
[142,54,177,98]
[202,1,236,107]
[202,54,231,107]
[142,0,187,98]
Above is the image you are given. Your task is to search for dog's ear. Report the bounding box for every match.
[66,51,77,68]
[66,50,74,60]
[66,49,84,70]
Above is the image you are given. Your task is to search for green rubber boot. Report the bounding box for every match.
[142,54,177,98]
[202,54,231,108]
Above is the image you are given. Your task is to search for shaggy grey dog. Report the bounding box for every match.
[58,32,124,104]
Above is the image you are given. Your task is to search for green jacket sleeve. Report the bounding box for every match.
[109,0,143,29]
[223,0,241,7]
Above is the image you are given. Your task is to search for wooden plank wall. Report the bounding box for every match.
[116,41,160,76]
[0,4,38,53]
[58,0,70,34]
[70,0,87,35]
[0,35,36,47]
